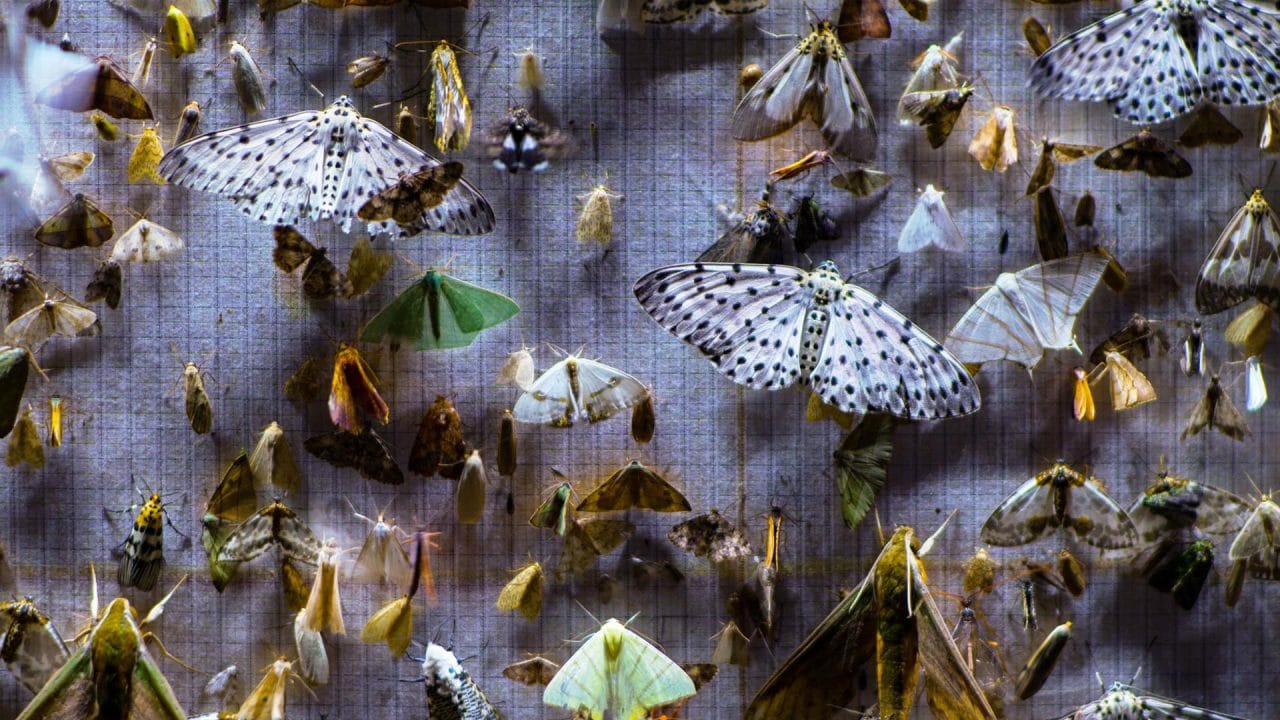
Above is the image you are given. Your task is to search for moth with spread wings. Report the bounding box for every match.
[485,106,573,173]
[1052,678,1248,720]
[730,13,878,160]
[1028,0,1280,124]
[158,95,494,236]
[1196,188,1280,315]
[980,462,1140,550]
[633,260,980,420]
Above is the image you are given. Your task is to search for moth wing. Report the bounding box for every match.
[744,550,878,719]
[360,276,428,345]
[1210,385,1250,439]
[945,276,1043,368]
[632,470,691,512]
[1194,484,1253,537]
[911,545,998,720]
[513,359,577,425]
[980,477,1054,546]
[0,347,29,438]
[574,357,649,423]
[810,284,979,419]
[13,645,93,720]
[274,514,321,565]
[5,304,54,347]
[438,273,520,334]
[1113,10,1199,121]
[272,225,318,273]
[1011,252,1110,349]
[543,627,612,718]
[731,44,813,142]
[360,596,413,656]
[47,300,97,338]
[613,625,696,717]
[208,453,257,522]
[1181,388,1214,440]
[1197,2,1280,108]
[1130,689,1249,720]
[111,219,183,263]
[832,413,895,529]
[819,51,877,159]
[345,237,392,298]
[1070,478,1139,549]
[1103,352,1156,410]
[897,191,941,252]
[216,511,276,563]
[130,646,187,720]
[1228,502,1280,562]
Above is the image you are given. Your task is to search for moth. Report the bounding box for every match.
[503,655,559,686]
[284,356,323,401]
[427,41,472,152]
[753,506,784,640]
[1178,103,1243,147]
[271,226,351,301]
[559,518,634,576]
[361,532,438,657]
[111,218,183,263]
[697,190,795,265]
[181,361,212,434]
[576,183,622,245]
[0,597,69,694]
[900,38,966,102]
[1022,15,1052,56]
[530,480,574,536]
[345,237,391,298]
[202,665,240,711]
[304,428,405,485]
[249,421,301,494]
[968,106,1019,172]
[1094,129,1192,178]
[1182,374,1249,441]
[946,252,1110,371]
[17,571,188,720]
[832,413,896,529]
[159,95,495,235]
[498,409,517,475]
[667,509,751,562]
[216,499,321,566]
[281,558,309,612]
[961,547,995,596]
[1196,188,1280,315]
[576,460,691,513]
[236,658,305,720]
[1032,187,1069,261]
[46,395,61,447]
[355,162,466,231]
[745,524,997,720]
[35,55,153,119]
[1,263,48,328]
[1014,621,1071,700]
[513,351,650,427]
[899,86,972,149]
[1225,301,1272,357]
[830,166,891,196]
[25,0,59,26]
[711,620,751,667]
[162,5,195,57]
[1181,319,1205,376]
[420,642,500,720]
[1028,0,1280,124]
[1074,191,1097,227]
[408,395,467,477]
[770,150,833,183]
[496,561,543,621]
[117,492,178,591]
[34,193,113,249]
[1089,351,1156,411]
[229,41,267,115]
[1088,312,1171,365]
[347,54,390,88]
[1263,99,1280,152]
[201,452,256,591]
[349,506,411,588]
[174,100,201,146]
[731,12,877,159]
[456,450,487,523]
[328,343,388,433]
[395,104,418,145]
[5,293,98,348]
[836,0,890,43]
[5,407,43,469]
[299,541,344,635]
[789,195,839,254]
[1073,367,1095,421]
[1051,676,1247,720]
[91,113,119,141]
[496,346,535,390]
[543,618,695,720]
[981,462,1139,549]
[0,347,29,438]
[1245,355,1267,411]
[640,0,766,23]
[1057,549,1087,596]
[635,261,980,419]
[360,270,519,350]
[294,610,328,685]
[899,184,964,252]
[1146,538,1215,609]
[486,105,572,173]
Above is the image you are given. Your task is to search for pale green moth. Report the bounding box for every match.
[360,270,519,350]
[543,618,695,720]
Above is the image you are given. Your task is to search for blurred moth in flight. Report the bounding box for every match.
[640,0,766,23]
[898,184,965,252]
[576,460,691,513]
[946,252,1110,372]
[1182,374,1249,441]
[980,462,1139,549]
[731,11,876,159]
[712,619,751,667]
[1094,129,1192,178]
[635,260,980,419]
[486,105,573,173]
[897,34,971,149]
[0,597,69,694]
[271,226,351,301]
[181,360,212,434]
[346,237,392,298]
[1196,188,1280,316]
[361,270,519,350]
[745,524,996,720]
[667,509,751,562]
[91,113,119,141]
[496,561,543,621]
[543,618,695,720]
[1177,104,1242,147]
[305,428,404,484]
[111,218,184,263]
[36,55,153,119]
[216,499,321,566]
[968,105,1018,173]
[513,350,650,427]
[34,193,113,249]
[831,413,896,529]
[420,642,500,720]
[284,356,323,401]
[576,182,622,246]
[249,421,301,494]
[1051,675,1248,720]
[328,343,387,433]
[118,491,180,591]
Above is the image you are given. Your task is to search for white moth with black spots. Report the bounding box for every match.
[633,260,980,420]
[1054,680,1248,719]
[1029,0,1280,124]
[419,642,500,720]
[157,96,495,236]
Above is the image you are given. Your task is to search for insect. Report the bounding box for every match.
[1033,187,1069,260]
[711,619,751,666]
[328,343,387,433]
[830,167,891,196]
[1227,493,1280,594]
[745,523,996,720]
[1182,319,1205,376]
[16,571,188,720]
[249,421,301,494]
[836,0,890,43]
[360,270,519,350]
[1245,355,1268,411]
[294,610,328,685]
[641,0,766,23]
[347,53,389,87]
[530,480,574,536]
[117,491,180,591]
[1089,313,1171,365]
[1072,367,1095,421]
[34,193,113,249]
[513,351,650,427]
[201,452,256,591]
[91,113,119,141]
[284,356,323,401]
[304,428,404,485]
[496,561,543,621]
[697,189,795,264]
[456,450,487,523]
[271,226,349,300]
[174,100,201,146]
[667,509,751,562]
[420,642,500,720]
[1015,621,1072,700]
[486,105,572,173]
[408,395,467,477]
[5,292,98,349]
[831,413,896,529]
[35,55,153,119]
[1089,351,1156,412]
[181,361,212,434]
[349,505,411,588]
[946,252,1110,371]
[229,41,267,115]
[497,346,535,389]
[0,597,69,694]
[576,183,623,245]
[426,41,472,152]
[5,406,42,469]
[1051,675,1247,720]
[1197,188,1280,315]
[1225,302,1272,358]
[731,11,877,159]
[45,394,61,447]
[503,655,559,686]
[980,462,1140,549]
[1178,104,1243,147]
[543,618,695,719]
[111,218,183,263]
[1028,0,1280,124]
[216,499,321,566]
[162,5,195,56]
[576,460,691,513]
[754,506,784,640]
[356,162,470,234]
[967,105,1018,172]
[25,0,59,27]
[516,47,544,91]
[899,184,965,252]
[1182,374,1249,441]
[236,658,305,720]
[360,532,439,657]
[560,518,634,576]
[158,96,495,235]
[202,665,239,711]
[1025,139,1102,196]
[299,541,344,635]
[1022,15,1052,56]
[635,260,980,419]
[1094,129,1192,178]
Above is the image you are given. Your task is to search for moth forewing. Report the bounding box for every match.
[497,409,517,476]
[346,53,389,88]
[304,428,405,485]
[359,594,413,657]
[575,460,691,513]
[1013,621,1071,700]
[1033,187,1068,261]
[530,481,574,536]
[117,492,170,591]
[294,611,329,685]
[1225,302,1273,358]
[407,395,466,477]
[1022,15,1051,56]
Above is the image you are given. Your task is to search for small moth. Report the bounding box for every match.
[173,100,201,146]
[530,480,573,537]
[284,356,323,401]
[203,665,240,710]
[37,55,153,119]
[1088,313,1170,365]
[1026,139,1101,196]
[355,162,464,227]
[897,38,970,149]
[345,237,392,298]
[249,421,301,494]
[1181,320,1205,377]
[132,38,157,88]
[408,395,466,477]
[1090,350,1156,412]
[698,190,795,264]
[1197,189,1280,315]
[1245,355,1268,411]
[201,452,256,591]
[1182,375,1249,441]
[0,597,69,694]
[456,450,487,524]
[126,126,166,184]
[305,428,404,485]
[968,105,1018,173]
[299,541,345,635]
[421,642,500,720]
[486,105,572,173]
[630,394,655,444]
[280,557,308,612]
[216,499,321,566]
[898,184,965,252]
[1147,538,1215,610]
[237,658,304,720]
[6,407,43,469]
[496,346,535,389]
[503,655,559,686]
[229,41,267,115]
[1014,621,1071,700]
[711,619,751,667]
[559,517,634,576]
[830,167,891,196]
[1022,15,1051,56]
[294,610,328,685]
[576,183,622,245]
[360,269,518,349]
[46,394,62,447]
[516,47,544,91]
[980,462,1139,549]
[1094,129,1192,178]
[163,5,196,57]
[34,193,113,249]
[347,53,389,87]
[1225,301,1273,359]
[497,409,517,476]
[1072,367,1095,421]
[428,41,472,152]
[271,226,350,301]
[0,347,29,440]
[1177,103,1243,148]
[111,218,183,263]
[789,195,839,253]
[1228,494,1280,589]
[349,506,411,588]
[513,352,650,427]
[5,292,98,348]
[117,492,174,591]
[1075,191,1096,227]
[328,343,388,433]
[1262,100,1280,153]
[576,460,690,513]
[668,509,751,562]
[182,361,212,434]
[961,547,995,596]
[396,104,419,145]
[754,507,783,640]
[641,0,766,23]
[361,595,413,658]
[495,561,543,621]
[832,414,896,529]
[1056,549,1086,596]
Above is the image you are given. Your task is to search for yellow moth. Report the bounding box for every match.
[126,127,166,184]
[237,658,304,720]
[495,561,543,621]
[299,541,345,635]
[967,105,1018,173]
[576,183,622,246]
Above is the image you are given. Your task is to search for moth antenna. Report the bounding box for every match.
[919,509,956,557]
[873,508,884,547]
[286,57,325,101]
[142,574,187,626]
[88,563,99,619]
[903,530,914,618]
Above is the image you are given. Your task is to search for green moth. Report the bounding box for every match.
[360,270,518,350]
[530,481,573,537]
[18,570,187,720]
[0,346,31,438]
